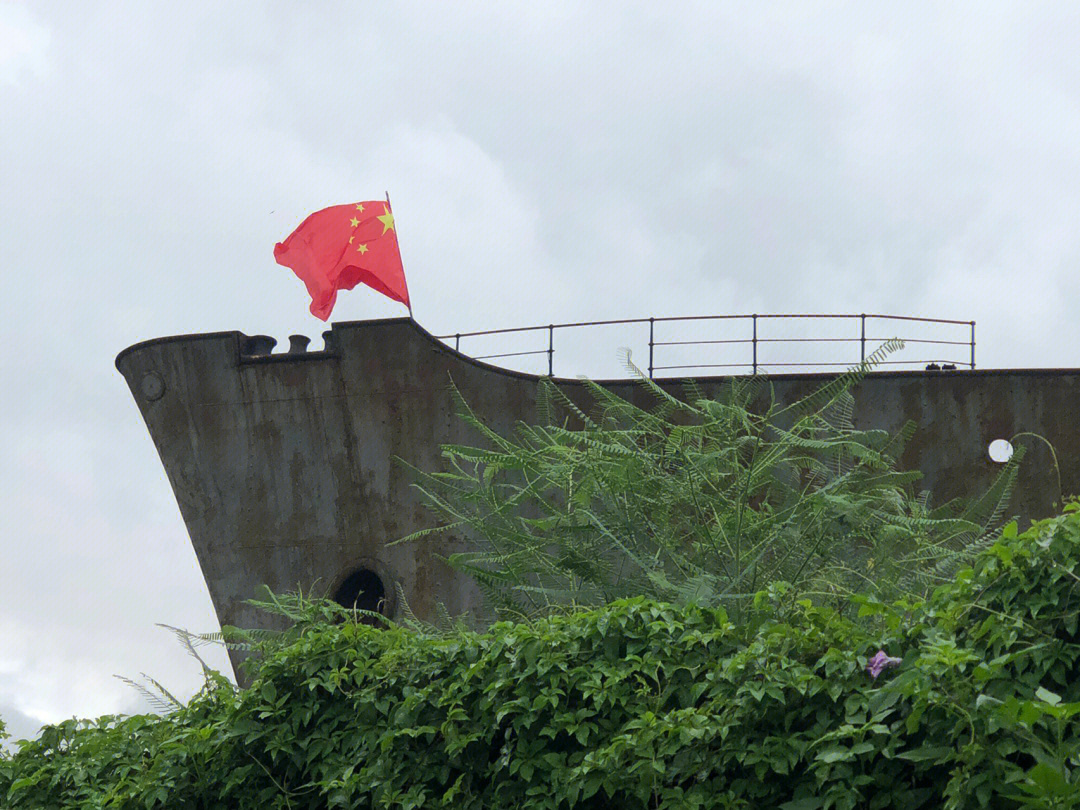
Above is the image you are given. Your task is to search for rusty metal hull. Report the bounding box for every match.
[116,318,1079,674]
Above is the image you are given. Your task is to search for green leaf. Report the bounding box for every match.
[260,681,277,704]
[1035,687,1062,706]
[1025,762,1069,795]
[896,746,955,762]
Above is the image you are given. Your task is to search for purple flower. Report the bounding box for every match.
[866,650,902,679]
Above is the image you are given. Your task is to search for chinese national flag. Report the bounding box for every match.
[274,201,411,320]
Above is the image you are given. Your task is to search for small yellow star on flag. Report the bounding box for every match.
[356,243,368,254]
[377,206,395,234]
[350,217,360,227]
[355,203,364,212]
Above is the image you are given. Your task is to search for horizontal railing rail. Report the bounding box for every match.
[434,314,976,378]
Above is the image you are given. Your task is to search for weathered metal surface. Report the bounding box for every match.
[116,318,1078,675]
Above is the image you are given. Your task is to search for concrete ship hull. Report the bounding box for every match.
[116,318,1077,675]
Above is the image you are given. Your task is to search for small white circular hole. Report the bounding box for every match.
[988,439,1014,463]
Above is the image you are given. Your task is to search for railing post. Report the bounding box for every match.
[547,324,554,376]
[860,314,866,366]
[971,321,976,369]
[454,333,460,352]
[648,318,655,379]
[752,314,758,375]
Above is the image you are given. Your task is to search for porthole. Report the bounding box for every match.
[331,559,395,625]
[141,371,165,401]
[988,439,1014,464]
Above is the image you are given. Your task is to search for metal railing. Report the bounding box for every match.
[435,314,976,378]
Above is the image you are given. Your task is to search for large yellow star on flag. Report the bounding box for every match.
[377,206,395,235]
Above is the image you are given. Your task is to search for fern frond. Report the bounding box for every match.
[400,341,1025,624]
[114,674,183,715]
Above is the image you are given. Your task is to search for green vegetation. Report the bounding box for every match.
[2,366,1069,807]
[403,350,1021,621]
[3,506,1080,807]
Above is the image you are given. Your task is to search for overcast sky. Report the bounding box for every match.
[2,1,1079,743]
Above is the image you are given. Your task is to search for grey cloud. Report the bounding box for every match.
[0,700,43,749]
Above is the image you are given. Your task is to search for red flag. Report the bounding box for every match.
[274,201,411,320]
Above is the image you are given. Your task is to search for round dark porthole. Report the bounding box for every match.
[332,564,393,625]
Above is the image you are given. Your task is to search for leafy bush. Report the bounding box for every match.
[402,357,1022,621]
[4,503,1080,809]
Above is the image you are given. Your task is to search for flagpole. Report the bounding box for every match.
[386,191,414,320]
